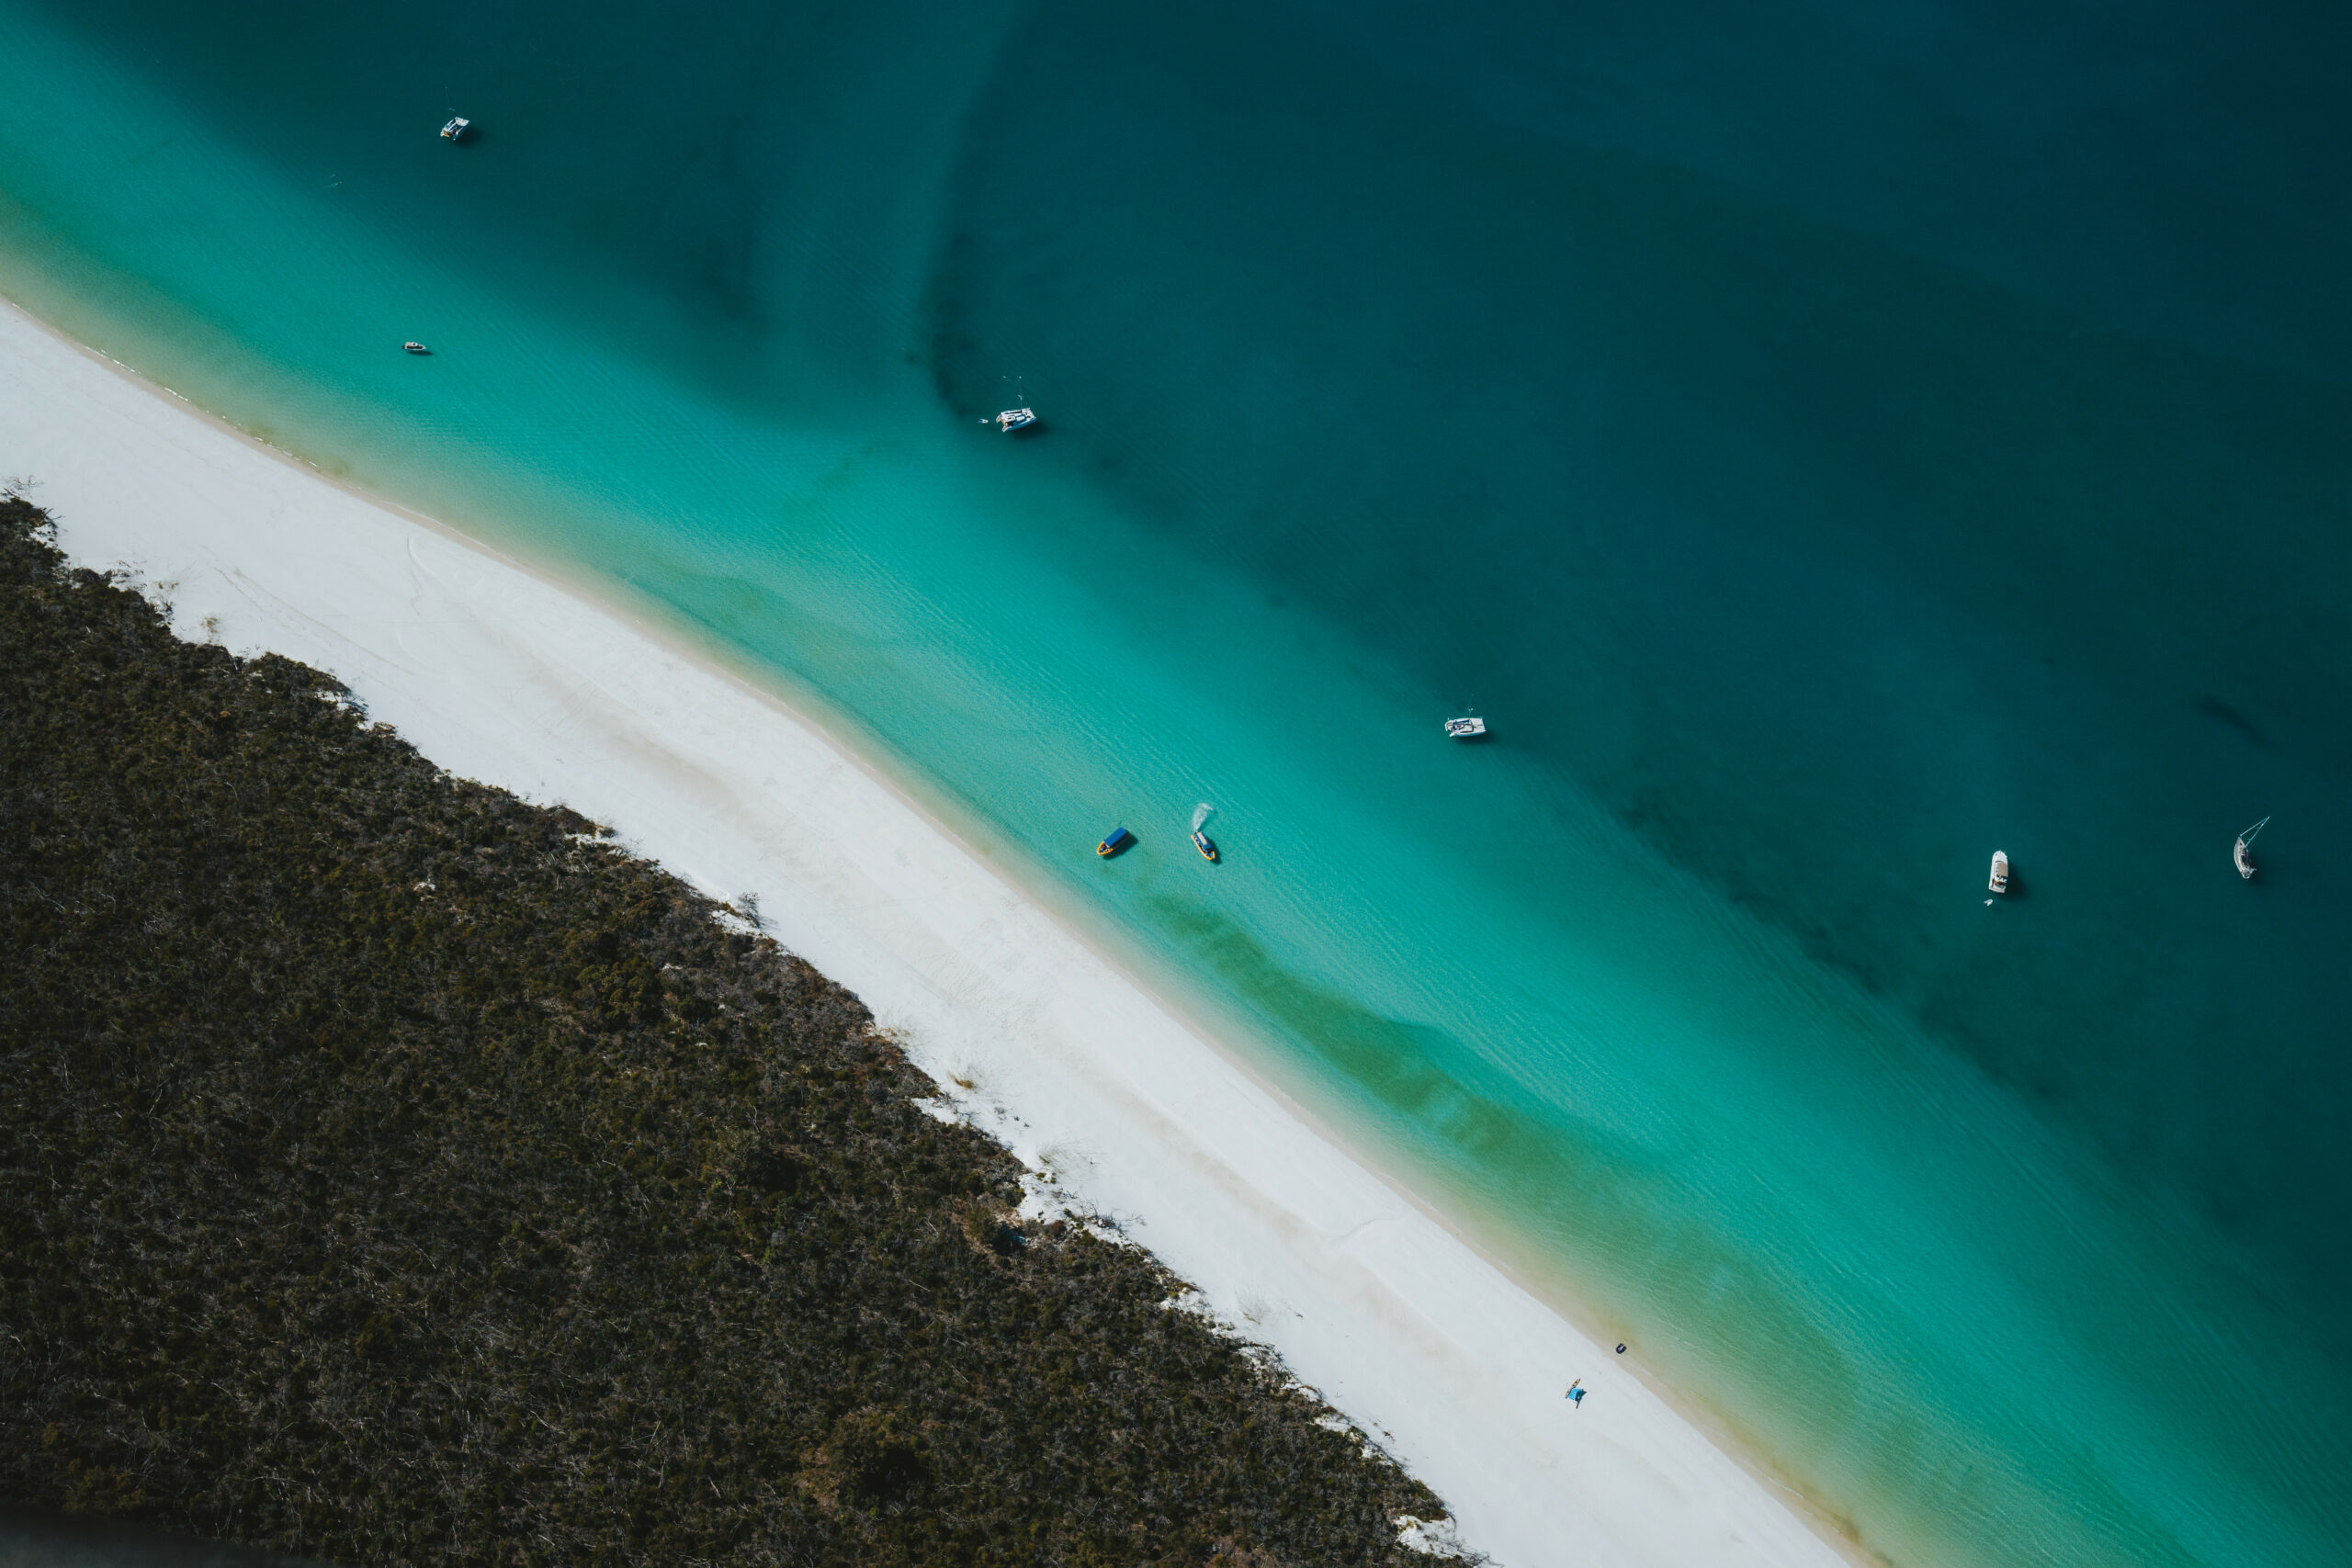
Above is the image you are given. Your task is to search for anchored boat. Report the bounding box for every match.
[1987,851,2010,895]
[440,116,470,141]
[995,406,1038,434]
[401,342,433,355]
[1443,716,1487,739]
[1096,827,1135,858]
[2234,817,2269,880]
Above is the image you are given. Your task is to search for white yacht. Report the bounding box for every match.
[1987,852,2010,895]
[441,117,471,141]
[995,406,1038,434]
[2234,817,2268,880]
[1443,716,1487,739]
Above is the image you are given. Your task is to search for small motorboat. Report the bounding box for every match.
[1987,851,2010,895]
[1188,802,1218,863]
[440,117,471,141]
[2234,817,2269,880]
[995,406,1038,434]
[1443,716,1487,739]
[402,341,433,355]
[1096,827,1135,858]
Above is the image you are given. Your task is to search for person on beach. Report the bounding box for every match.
[1566,1380,1585,1407]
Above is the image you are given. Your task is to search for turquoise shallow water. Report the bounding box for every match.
[4,2,2350,1562]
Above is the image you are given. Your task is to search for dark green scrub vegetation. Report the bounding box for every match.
[0,496,1443,1567]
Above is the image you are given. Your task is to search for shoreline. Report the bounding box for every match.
[2,291,1860,1568]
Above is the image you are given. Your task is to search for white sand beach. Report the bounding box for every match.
[2,297,1850,1568]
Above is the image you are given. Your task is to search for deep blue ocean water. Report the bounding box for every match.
[4,2,2349,1562]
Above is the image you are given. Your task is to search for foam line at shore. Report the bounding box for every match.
[1,296,1850,1568]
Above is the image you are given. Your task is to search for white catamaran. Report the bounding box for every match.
[2234,817,2269,880]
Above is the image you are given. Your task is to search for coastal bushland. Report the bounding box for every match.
[0,496,1444,1566]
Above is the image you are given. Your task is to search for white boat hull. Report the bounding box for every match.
[2233,817,2268,880]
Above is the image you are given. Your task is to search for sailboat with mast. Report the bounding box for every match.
[2234,817,2270,880]
[992,375,1038,434]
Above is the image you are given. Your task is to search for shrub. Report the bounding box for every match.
[0,496,1442,1566]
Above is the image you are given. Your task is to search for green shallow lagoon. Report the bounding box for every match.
[4,2,2349,1562]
